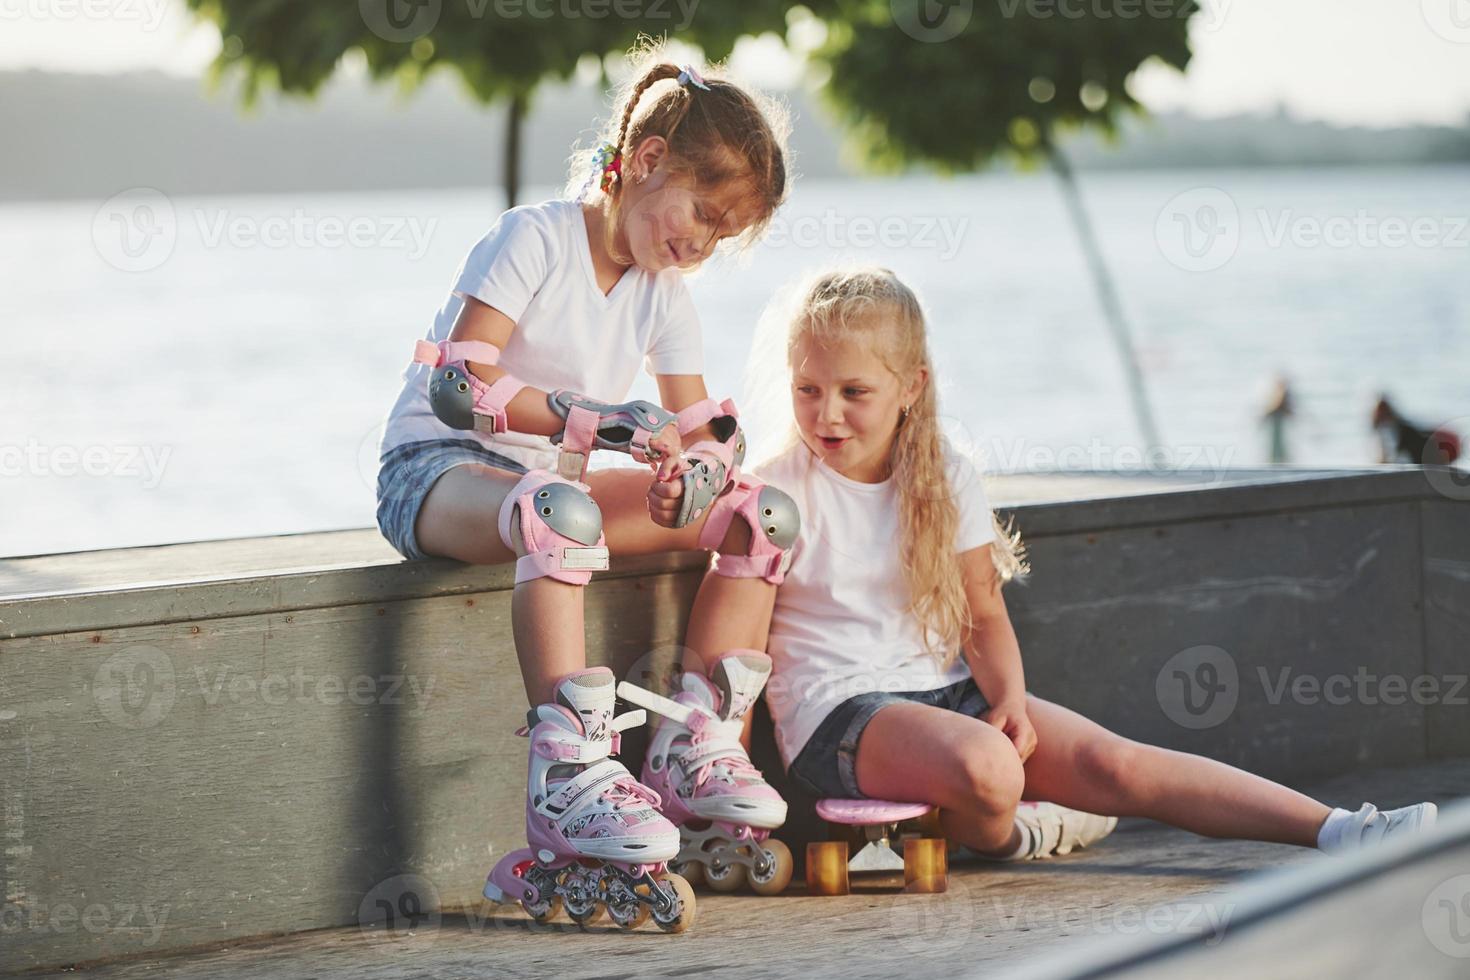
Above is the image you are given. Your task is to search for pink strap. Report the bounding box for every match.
[676,397,738,436]
[412,338,501,368]
[562,404,600,457]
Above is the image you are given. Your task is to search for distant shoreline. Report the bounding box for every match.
[6,69,1468,203]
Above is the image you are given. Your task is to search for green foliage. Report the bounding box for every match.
[816,0,1196,171]
[184,0,839,107]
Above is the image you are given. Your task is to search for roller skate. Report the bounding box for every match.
[617,651,794,895]
[483,667,696,932]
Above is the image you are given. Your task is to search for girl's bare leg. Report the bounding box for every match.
[854,702,1026,854]
[1020,695,1330,847]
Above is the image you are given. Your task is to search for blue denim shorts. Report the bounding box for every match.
[787,677,991,800]
[375,438,528,560]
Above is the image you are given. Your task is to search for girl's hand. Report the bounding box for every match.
[646,472,685,528]
[982,698,1037,764]
[647,426,684,482]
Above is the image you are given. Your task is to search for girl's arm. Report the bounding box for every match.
[653,373,721,445]
[448,296,682,476]
[958,543,1037,760]
[447,296,573,437]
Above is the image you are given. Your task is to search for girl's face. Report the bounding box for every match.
[617,139,755,272]
[791,331,926,484]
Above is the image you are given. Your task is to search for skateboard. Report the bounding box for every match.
[805,799,947,896]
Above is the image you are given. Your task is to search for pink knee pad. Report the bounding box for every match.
[696,476,800,585]
[497,470,610,585]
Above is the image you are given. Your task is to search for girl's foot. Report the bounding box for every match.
[1318,801,1438,853]
[1012,801,1119,859]
[962,801,1118,861]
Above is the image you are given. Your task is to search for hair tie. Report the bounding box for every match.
[677,64,710,91]
[587,141,622,196]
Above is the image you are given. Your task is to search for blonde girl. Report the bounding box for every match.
[743,267,1434,860]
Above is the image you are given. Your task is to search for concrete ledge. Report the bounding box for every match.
[2,467,1467,973]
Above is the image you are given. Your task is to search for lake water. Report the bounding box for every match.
[2,167,1467,558]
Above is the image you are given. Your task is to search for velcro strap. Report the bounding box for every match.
[675,397,737,436]
[563,404,600,457]
[412,338,501,368]
[532,729,612,764]
[611,709,647,732]
[539,759,629,824]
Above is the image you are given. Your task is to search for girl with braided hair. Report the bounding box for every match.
[376,46,797,927]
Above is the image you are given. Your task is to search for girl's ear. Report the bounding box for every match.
[628,135,669,182]
[902,366,929,410]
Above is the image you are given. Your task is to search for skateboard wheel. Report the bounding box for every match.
[805,840,851,896]
[903,838,948,894]
[749,838,794,896]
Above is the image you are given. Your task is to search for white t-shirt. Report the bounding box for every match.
[380,199,704,467]
[753,441,999,768]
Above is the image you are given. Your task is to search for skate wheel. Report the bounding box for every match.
[609,895,650,931]
[522,894,561,923]
[903,838,948,894]
[805,841,850,896]
[671,858,705,888]
[748,839,794,896]
[566,897,604,928]
[704,857,748,893]
[651,873,696,934]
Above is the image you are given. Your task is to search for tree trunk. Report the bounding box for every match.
[504,92,526,209]
[1044,132,1162,451]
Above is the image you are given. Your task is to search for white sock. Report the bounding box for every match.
[1316,806,1356,851]
[1003,818,1034,860]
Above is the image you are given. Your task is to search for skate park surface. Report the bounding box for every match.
[3,466,1468,976]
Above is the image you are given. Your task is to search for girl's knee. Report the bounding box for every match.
[952,742,1025,816]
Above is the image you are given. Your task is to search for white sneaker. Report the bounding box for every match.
[1013,801,1118,859]
[1322,802,1437,853]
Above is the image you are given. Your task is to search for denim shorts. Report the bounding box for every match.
[787,677,991,800]
[375,438,528,560]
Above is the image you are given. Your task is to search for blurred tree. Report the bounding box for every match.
[184,0,833,206]
[814,0,1198,450]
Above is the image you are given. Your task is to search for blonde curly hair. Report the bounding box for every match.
[775,267,1028,664]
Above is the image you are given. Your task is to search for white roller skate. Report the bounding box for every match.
[618,650,794,895]
[483,667,695,932]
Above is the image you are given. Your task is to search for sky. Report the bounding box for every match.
[1,0,1468,128]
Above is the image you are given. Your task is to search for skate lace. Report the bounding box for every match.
[688,727,760,789]
[603,775,662,812]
